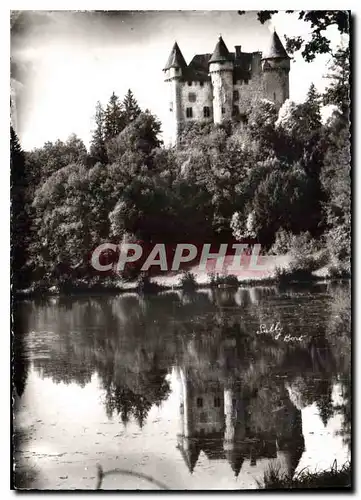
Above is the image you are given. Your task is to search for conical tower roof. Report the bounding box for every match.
[177,440,201,473]
[262,31,289,59]
[164,42,187,70]
[209,36,231,64]
[225,448,244,478]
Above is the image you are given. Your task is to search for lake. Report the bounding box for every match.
[13,282,351,490]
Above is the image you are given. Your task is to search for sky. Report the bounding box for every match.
[11,10,347,151]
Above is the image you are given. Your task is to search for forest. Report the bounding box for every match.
[11,43,350,293]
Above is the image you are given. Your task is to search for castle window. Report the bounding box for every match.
[273,92,276,101]
[214,397,221,408]
[188,92,196,103]
[169,101,173,112]
[233,90,239,101]
[232,105,239,116]
[186,107,193,118]
[203,106,210,118]
[200,81,204,87]
[221,107,226,115]
[187,81,192,86]
[200,411,207,423]
[196,397,203,408]
[244,78,249,85]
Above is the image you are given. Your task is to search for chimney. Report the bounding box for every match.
[235,46,242,58]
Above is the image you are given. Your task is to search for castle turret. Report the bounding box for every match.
[261,31,290,107]
[223,387,247,477]
[177,437,201,473]
[163,42,187,146]
[209,36,234,123]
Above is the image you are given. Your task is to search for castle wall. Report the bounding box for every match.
[190,390,225,434]
[233,74,265,115]
[262,69,289,108]
[210,62,234,123]
[179,81,213,122]
[166,78,183,146]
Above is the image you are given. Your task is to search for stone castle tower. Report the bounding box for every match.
[163,31,290,145]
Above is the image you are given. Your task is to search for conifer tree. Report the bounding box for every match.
[104,92,125,143]
[304,83,322,131]
[11,126,30,289]
[90,101,108,165]
[122,89,141,126]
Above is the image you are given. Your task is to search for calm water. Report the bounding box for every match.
[13,283,351,490]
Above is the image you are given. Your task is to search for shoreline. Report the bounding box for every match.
[13,275,350,300]
[13,253,350,300]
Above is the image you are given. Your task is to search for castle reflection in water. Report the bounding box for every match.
[14,283,350,489]
[174,365,304,477]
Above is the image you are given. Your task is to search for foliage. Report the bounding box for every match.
[258,461,351,489]
[323,47,350,119]
[11,126,32,290]
[90,101,108,165]
[231,211,257,241]
[122,88,142,124]
[321,116,350,269]
[269,228,293,255]
[179,271,197,291]
[239,11,350,62]
[25,133,89,188]
[106,111,162,163]
[274,266,315,285]
[137,273,161,294]
[104,92,125,143]
[209,273,239,287]
[16,64,350,290]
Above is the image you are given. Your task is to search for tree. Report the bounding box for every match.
[247,99,279,154]
[274,87,326,237]
[104,92,125,143]
[276,84,322,147]
[30,161,128,285]
[26,134,88,185]
[122,89,141,126]
[323,46,350,120]
[106,111,162,164]
[239,11,350,62]
[90,101,108,165]
[321,123,350,267]
[304,83,322,129]
[231,165,314,245]
[320,44,350,269]
[11,126,31,290]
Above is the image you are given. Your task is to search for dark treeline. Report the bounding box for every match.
[11,46,350,292]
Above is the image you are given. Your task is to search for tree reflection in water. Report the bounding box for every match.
[14,282,351,482]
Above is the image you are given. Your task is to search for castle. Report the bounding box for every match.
[163,31,290,145]
[174,366,304,478]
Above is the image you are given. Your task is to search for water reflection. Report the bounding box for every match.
[175,368,304,478]
[13,283,351,489]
